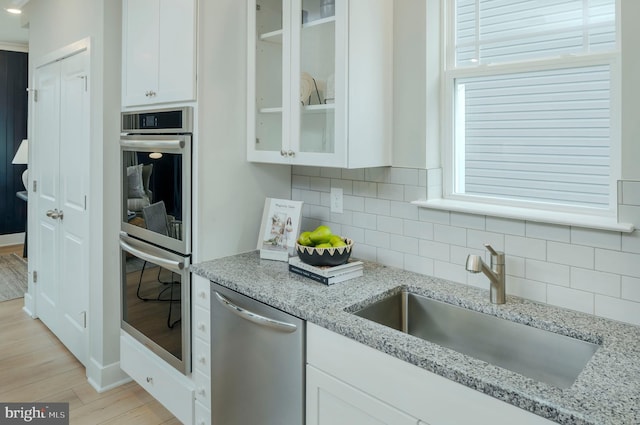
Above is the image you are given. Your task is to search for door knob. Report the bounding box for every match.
[46,209,63,220]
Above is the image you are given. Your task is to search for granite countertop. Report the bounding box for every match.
[190,251,640,425]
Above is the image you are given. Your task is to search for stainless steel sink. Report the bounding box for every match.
[353,291,599,388]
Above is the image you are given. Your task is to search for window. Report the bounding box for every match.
[444,0,619,215]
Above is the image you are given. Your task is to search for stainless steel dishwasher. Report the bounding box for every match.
[211,282,305,425]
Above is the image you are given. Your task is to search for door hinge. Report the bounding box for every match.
[33,270,38,283]
[27,88,38,102]
[78,75,87,91]
[32,180,37,193]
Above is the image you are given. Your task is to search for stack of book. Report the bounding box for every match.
[288,256,363,285]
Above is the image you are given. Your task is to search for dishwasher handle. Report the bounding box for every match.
[214,292,298,333]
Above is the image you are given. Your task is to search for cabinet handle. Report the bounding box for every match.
[199,291,206,299]
[280,149,287,157]
[198,387,206,396]
[199,356,207,364]
[198,323,206,331]
[287,150,295,157]
[146,376,153,384]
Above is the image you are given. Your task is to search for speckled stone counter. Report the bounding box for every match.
[190,251,640,425]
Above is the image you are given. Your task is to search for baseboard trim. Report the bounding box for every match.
[87,357,131,393]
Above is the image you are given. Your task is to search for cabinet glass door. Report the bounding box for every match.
[293,0,339,159]
[254,0,287,154]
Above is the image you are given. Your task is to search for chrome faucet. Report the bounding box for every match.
[465,244,506,304]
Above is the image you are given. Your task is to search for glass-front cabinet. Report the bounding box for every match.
[248,0,393,168]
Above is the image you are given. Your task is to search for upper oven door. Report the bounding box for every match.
[121,134,191,255]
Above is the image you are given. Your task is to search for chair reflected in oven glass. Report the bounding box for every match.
[130,201,182,330]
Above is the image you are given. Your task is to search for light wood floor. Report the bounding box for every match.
[0,244,180,424]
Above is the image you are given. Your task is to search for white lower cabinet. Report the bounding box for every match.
[307,365,419,425]
[192,275,212,423]
[307,323,555,425]
[120,332,194,424]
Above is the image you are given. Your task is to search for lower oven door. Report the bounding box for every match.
[119,232,191,374]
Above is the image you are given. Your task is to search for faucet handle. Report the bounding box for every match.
[484,244,499,256]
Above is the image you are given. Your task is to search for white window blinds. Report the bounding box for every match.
[449,0,617,211]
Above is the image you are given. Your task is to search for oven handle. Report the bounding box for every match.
[119,237,185,274]
[120,139,185,150]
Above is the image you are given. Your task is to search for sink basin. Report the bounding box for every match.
[353,291,599,388]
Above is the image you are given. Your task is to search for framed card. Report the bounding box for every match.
[257,198,303,261]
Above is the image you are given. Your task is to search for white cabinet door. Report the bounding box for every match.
[33,49,90,365]
[307,365,418,425]
[247,0,392,168]
[122,0,196,106]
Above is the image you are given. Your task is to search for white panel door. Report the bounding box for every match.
[57,50,90,365]
[34,59,62,337]
[33,49,90,365]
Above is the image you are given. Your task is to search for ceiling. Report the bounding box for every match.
[0,0,28,47]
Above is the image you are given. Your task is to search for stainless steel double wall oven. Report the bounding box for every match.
[119,107,192,373]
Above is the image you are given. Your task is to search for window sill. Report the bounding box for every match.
[411,198,634,233]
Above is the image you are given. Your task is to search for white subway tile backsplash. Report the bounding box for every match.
[292,175,310,189]
[390,201,420,220]
[595,249,640,278]
[309,176,331,192]
[506,256,525,278]
[319,168,342,179]
[525,259,570,287]
[433,260,467,284]
[364,229,390,249]
[404,254,434,276]
[293,167,640,326]
[622,230,640,254]
[404,185,426,202]
[434,224,467,247]
[377,216,403,234]
[526,222,570,243]
[547,285,594,314]
[486,216,525,236]
[419,208,450,225]
[351,212,377,230]
[622,276,640,302]
[571,268,621,297]
[506,276,547,303]
[341,168,365,181]
[389,168,420,185]
[353,181,377,197]
[547,241,594,269]
[466,229,505,252]
[570,228,621,251]
[618,205,640,226]
[376,248,405,268]
[451,212,486,231]
[622,180,640,206]
[505,235,546,260]
[330,179,353,194]
[389,235,420,254]
[595,295,640,326]
[378,183,405,201]
[364,198,391,216]
[344,195,365,212]
[419,240,451,262]
[403,219,434,240]
[365,167,391,183]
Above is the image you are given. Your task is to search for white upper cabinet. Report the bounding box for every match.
[247,0,393,168]
[122,0,197,107]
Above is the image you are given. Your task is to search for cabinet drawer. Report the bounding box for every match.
[194,369,211,409]
[195,401,211,425]
[193,276,211,309]
[120,333,194,424]
[193,338,210,378]
[194,305,210,344]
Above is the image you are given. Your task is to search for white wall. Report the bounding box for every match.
[195,0,290,262]
[23,0,125,390]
